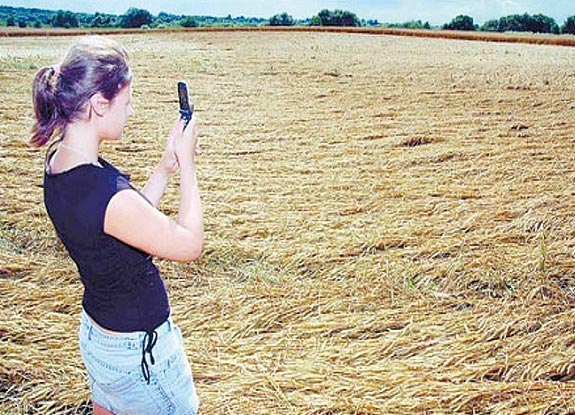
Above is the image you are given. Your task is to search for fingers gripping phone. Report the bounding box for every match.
[178,81,194,128]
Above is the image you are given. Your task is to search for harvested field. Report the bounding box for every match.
[1,30,575,414]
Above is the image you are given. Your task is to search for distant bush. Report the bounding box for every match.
[269,12,294,26]
[443,15,476,31]
[481,19,499,32]
[311,9,361,27]
[157,12,180,25]
[388,20,431,29]
[120,8,153,28]
[562,16,575,34]
[91,12,115,28]
[480,13,559,34]
[180,16,198,28]
[51,10,79,28]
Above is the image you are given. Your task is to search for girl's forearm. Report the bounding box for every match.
[177,163,204,243]
[141,166,171,208]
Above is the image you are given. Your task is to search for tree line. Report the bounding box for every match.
[1,5,574,35]
[0,7,362,28]
[444,13,575,34]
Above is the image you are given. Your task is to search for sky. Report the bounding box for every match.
[1,0,573,25]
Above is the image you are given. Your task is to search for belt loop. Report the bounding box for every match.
[82,311,93,341]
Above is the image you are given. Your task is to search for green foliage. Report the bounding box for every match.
[157,12,180,25]
[561,15,575,34]
[120,7,153,28]
[480,13,559,34]
[481,19,499,32]
[531,14,560,33]
[91,12,116,28]
[387,20,431,29]
[269,12,294,26]
[180,16,198,28]
[443,15,476,31]
[52,10,79,28]
[312,9,361,27]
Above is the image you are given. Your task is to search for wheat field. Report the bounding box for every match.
[1,30,575,414]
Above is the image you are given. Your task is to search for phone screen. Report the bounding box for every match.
[178,81,191,112]
[178,81,193,127]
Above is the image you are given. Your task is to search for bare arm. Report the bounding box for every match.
[104,117,203,262]
[140,121,180,207]
[140,167,171,208]
[104,189,203,261]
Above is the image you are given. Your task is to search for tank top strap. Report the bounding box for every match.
[44,137,63,174]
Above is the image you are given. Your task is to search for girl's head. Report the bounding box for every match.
[30,36,132,147]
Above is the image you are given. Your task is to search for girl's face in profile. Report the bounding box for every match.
[101,82,134,142]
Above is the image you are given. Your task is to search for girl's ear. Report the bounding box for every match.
[89,93,110,117]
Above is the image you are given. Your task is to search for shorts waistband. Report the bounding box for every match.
[80,310,173,347]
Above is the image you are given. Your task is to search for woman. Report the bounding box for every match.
[30,36,202,415]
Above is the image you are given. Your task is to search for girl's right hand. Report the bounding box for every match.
[174,115,199,168]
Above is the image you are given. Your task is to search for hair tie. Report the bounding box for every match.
[48,64,61,92]
[51,64,61,78]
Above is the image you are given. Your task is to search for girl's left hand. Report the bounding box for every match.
[159,118,184,175]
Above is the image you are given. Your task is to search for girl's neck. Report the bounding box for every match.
[59,141,97,164]
[47,124,102,174]
[61,124,101,164]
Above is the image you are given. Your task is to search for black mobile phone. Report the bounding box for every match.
[178,81,194,128]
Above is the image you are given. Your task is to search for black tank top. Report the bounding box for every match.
[43,154,170,333]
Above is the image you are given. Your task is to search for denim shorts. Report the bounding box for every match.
[79,310,199,415]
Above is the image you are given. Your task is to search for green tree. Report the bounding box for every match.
[6,16,15,26]
[562,15,575,34]
[313,9,360,27]
[269,12,294,26]
[91,12,114,27]
[481,19,499,31]
[158,12,178,24]
[120,8,153,28]
[495,13,558,33]
[389,20,424,29]
[52,10,79,28]
[180,16,198,28]
[527,13,559,33]
[443,15,475,31]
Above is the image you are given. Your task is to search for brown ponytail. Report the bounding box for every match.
[29,36,132,147]
[30,66,63,147]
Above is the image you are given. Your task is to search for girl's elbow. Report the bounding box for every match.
[171,227,203,262]
[177,242,203,263]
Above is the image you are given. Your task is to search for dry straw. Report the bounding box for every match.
[1,30,575,414]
